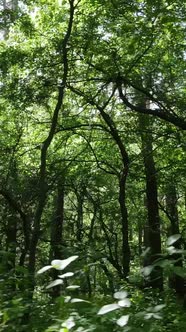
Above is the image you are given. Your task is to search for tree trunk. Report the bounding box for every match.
[75,186,85,242]
[50,180,65,298]
[98,108,131,279]
[119,169,130,278]
[50,182,65,260]
[166,182,185,297]
[27,1,75,288]
[139,113,163,290]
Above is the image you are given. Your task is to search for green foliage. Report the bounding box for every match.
[0,0,186,331]
[33,252,186,332]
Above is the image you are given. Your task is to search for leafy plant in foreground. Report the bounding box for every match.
[38,256,168,332]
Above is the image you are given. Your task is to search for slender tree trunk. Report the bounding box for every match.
[139,113,163,290]
[138,222,143,255]
[88,203,97,243]
[119,169,130,277]
[68,89,131,279]
[50,180,65,298]
[100,260,115,294]
[21,2,75,318]
[98,108,131,279]
[75,186,85,242]
[50,182,65,260]
[99,206,123,278]
[166,182,185,297]
[6,215,17,270]
[27,1,75,286]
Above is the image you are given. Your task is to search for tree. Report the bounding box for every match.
[0,0,186,329]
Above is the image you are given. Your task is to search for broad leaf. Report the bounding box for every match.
[64,296,71,303]
[141,247,151,257]
[173,266,186,278]
[46,279,63,289]
[118,299,131,307]
[66,285,80,290]
[166,234,181,246]
[154,304,166,312]
[114,291,128,300]
[71,298,90,303]
[51,256,78,270]
[116,315,129,327]
[97,303,120,315]
[62,317,75,329]
[166,246,177,254]
[59,272,74,278]
[37,265,52,274]
[142,265,154,276]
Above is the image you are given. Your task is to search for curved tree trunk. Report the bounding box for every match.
[28,0,75,286]
[98,108,130,278]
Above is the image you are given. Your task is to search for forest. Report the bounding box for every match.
[0,0,186,331]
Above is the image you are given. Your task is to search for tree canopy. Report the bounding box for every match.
[0,0,186,331]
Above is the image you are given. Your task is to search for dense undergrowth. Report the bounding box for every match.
[0,253,186,332]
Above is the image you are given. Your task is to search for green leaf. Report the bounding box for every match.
[97,303,120,315]
[62,316,75,330]
[116,315,129,327]
[173,266,186,278]
[118,299,131,307]
[46,279,63,289]
[70,298,90,303]
[142,265,154,276]
[155,259,171,267]
[37,265,52,274]
[59,272,74,278]
[166,246,177,254]
[66,285,80,290]
[51,256,78,270]
[114,291,128,299]
[154,304,166,312]
[166,234,181,246]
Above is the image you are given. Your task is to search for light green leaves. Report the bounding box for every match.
[46,279,63,289]
[97,303,120,315]
[166,234,181,246]
[37,255,78,274]
[118,299,131,307]
[37,265,53,274]
[98,289,131,323]
[144,304,166,320]
[116,315,129,327]
[61,316,75,330]
[114,290,128,300]
[66,285,80,290]
[51,256,78,270]
[142,265,154,277]
[37,255,79,290]
[58,272,74,278]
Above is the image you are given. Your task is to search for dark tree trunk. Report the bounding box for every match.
[50,182,65,260]
[166,182,185,297]
[99,206,123,278]
[98,108,131,279]
[6,215,17,270]
[119,169,130,278]
[27,1,75,290]
[139,113,163,290]
[50,180,65,298]
[75,186,86,242]
[69,84,131,279]
[138,222,143,256]
[100,260,115,294]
